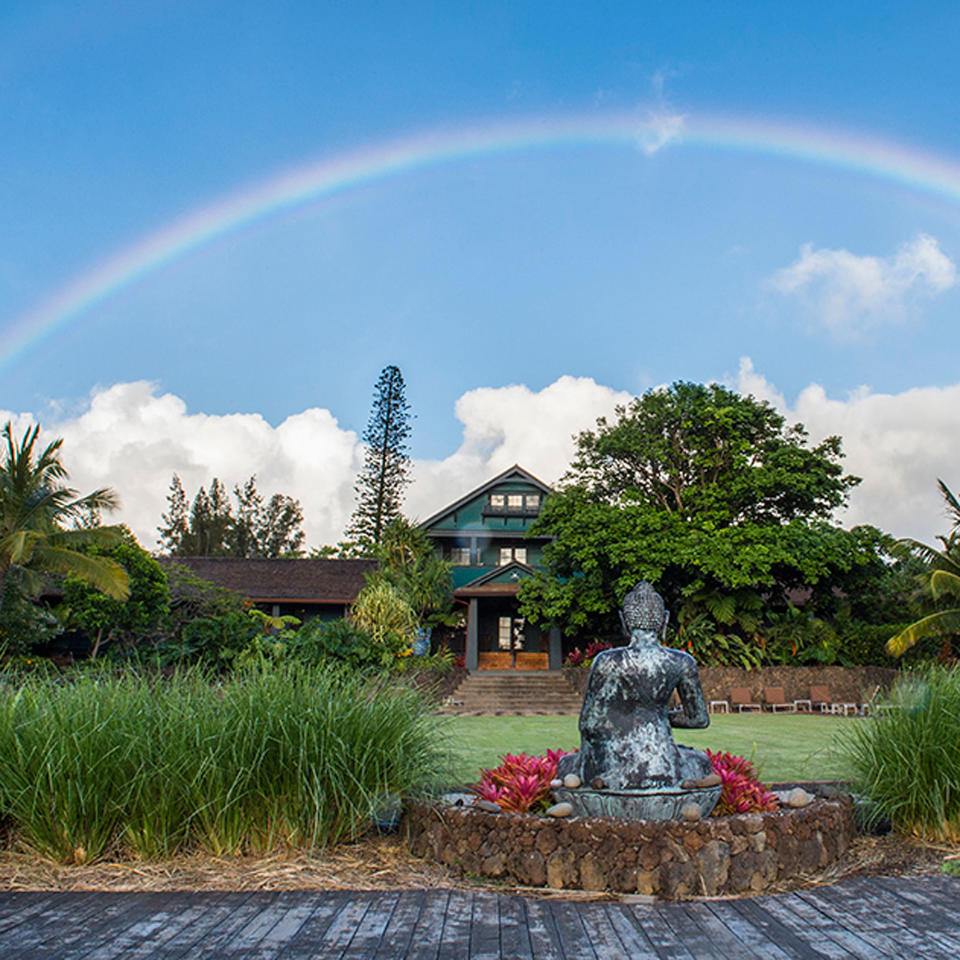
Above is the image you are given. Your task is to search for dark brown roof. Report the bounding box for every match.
[453,583,520,598]
[163,557,376,603]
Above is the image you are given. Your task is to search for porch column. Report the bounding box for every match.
[466,598,479,671]
[548,626,562,670]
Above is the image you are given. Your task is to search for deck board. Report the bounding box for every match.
[0,875,957,958]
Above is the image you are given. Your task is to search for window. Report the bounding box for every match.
[498,546,527,565]
[525,494,540,510]
[450,547,471,565]
[489,494,505,509]
[507,494,523,510]
[498,616,512,650]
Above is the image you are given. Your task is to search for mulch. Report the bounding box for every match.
[0,831,952,899]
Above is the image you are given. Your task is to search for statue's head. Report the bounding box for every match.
[621,581,667,637]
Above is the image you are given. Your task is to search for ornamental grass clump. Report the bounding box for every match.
[840,663,960,842]
[472,749,572,813]
[0,662,450,863]
[706,749,780,815]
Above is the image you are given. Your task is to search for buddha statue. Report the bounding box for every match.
[558,581,713,791]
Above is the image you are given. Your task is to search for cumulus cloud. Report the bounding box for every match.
[2,376,630,550]
[736,358,959,543]
[6,366,959,550]
[769,233,956,336]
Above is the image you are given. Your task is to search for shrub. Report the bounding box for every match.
[565,640,612,668]
[472,749,573,813]
[289,617,402,672]
[706,749,780,815]
[0,662,450,862]
[839,663,960,841]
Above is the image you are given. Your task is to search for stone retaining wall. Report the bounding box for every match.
[405,796,855,898]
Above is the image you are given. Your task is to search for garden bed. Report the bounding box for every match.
[405,790,855,898]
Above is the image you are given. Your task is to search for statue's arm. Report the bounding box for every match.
[670,661,709,729]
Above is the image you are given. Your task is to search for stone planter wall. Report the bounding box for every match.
[564,664,897,706]
[405,796,854,899]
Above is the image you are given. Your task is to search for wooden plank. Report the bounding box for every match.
[160,892,269,960]
[575,902,636,959]
[496,894,533,960]
[620,904,697,960]
[754,889,890,960]
[544,897,598,960]
[520,896,564,960]
[0,893,61,932]
[2,891,103,954]
[399,890,449,960]
[340,890,400,959]
[729,896,843,960]
[873,875,960,931]
[797,885,948,960]
[207,891,321,960]
[600,903,659,959]
[436,890,473,960]
[468,891,501,960]
[848,878,960,953]
[756,895,860,960]
[652,903,730,960]
[700,901,799,960]
[302,891,375,959]
[368,889,426,960]
[275,893,351,960]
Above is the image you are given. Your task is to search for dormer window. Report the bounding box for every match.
[525,494,540,510]
[499,546,527,565]
[507,494,523,510]
[489,494,505,509]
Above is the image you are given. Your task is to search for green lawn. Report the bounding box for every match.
[444,714,854,785]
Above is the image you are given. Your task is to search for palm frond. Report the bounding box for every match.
[32,547,130,600]
[886,609,960,657]
[930,569,960,601]
[894,537,960,574]
[938,479,960,531]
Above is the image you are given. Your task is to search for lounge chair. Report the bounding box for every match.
[730,687,761,713]
[809,684,835,713]
[763,687,793,712]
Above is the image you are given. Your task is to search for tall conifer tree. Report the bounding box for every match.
[347,365,412,547]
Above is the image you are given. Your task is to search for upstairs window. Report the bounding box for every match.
[525,494,540,510]
[489,494,505,509]
[507,494,524,510]
[450,547,471,565]
[498,546,528,565]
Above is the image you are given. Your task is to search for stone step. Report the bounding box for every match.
[440,670,582,716]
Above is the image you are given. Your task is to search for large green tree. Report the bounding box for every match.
[346,365,412,547]
[518,382,881,640]
[0,422,129,615]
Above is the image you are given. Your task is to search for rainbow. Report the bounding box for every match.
[4,110,960,373]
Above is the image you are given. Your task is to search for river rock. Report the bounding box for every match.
[475,800,502,813]
[680,802,703,821]
[547,802,573,818]
[787,788,812,808]
[563,774,582,789]
[549,779,563,789]
[696,773,722,788]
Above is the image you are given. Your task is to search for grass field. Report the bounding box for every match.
[445,713,854,785]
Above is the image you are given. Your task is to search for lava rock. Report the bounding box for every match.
[591,777,605,789]
[681,803,703,821]
[563,774,582,789]
[547,802,573,818]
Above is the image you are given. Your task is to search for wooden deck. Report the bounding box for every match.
[0,875,956,958]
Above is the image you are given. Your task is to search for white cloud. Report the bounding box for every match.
[769,233,956,335]
[636,110,686,156]
[736,358,959,543]
[5,366,959,551]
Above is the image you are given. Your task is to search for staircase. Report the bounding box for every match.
[439,671,583,716]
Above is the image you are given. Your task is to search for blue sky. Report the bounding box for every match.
[3,1,960,545]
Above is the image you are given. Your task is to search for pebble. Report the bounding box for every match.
[696,773,722,788]
[563,774,582,789]
[590,777,605,790]
[680,803,703,821]
[787,788,812,808]
[546,802,573,818]
[475,800,502,813]
[549,779,563,789]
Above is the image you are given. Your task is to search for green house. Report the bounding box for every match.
[419,464,563,671]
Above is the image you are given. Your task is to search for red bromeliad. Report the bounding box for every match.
[472,748,575,813]
[706,749,780,815]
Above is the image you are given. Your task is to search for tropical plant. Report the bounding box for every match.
[351,580,418,651]
[886,480,960,657]
[840,664,960,841]
[346,365,413,547]
[0,422,129,615]
[706,750,780,815]
[472,749,573,813]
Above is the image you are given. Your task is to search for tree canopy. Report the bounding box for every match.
[518,382,884,640]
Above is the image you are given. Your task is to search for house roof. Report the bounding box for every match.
[418,464,553,531]
[162,557,376,603]
[453,560,535,598]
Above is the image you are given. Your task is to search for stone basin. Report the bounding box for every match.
[551,783,721,820]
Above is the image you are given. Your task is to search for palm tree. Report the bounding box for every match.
[0,422,129,614]
[886,479,960,657]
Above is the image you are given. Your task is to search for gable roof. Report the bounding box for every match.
[418,464,553,530]
[163,557,376,603]
[452,559,536,597]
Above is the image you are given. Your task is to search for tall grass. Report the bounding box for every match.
[0,663,450,863]
[840,663,960,842]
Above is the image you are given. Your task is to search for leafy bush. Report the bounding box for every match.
[0,585,63,656]
[706,749,780,815]
[0,663,450,862]
[840,664,960,841]
[565,640,612,668]
[351,580,417,650]
[289,617,403,671]
[472,749,573,813]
